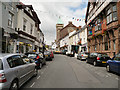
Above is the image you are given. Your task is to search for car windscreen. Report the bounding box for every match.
[0,59,3,70]
[98,53,109,57]
[28,54,37,58]
[114,54,120,61]
[44,51,50,54]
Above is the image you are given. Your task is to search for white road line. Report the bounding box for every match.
[106,75,108,77]
[30,82,35,87]
[37,76,41,79]
[107,73,111,77]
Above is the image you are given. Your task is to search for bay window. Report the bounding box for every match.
[107,5,117,24]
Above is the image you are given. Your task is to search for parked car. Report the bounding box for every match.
[86,53,110,66]
[61,50,67,55]
[66,51,74,57]
[44,51,53,61]
[25,52,46,69]
[77,52,89,60]
[54,51,61,54]
[106,53,120,74]
[0,53,38,90]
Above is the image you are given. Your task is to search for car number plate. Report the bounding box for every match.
[102,61,106,63]
[45,55,48,57]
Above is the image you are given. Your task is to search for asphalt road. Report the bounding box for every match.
[21,54,120,89]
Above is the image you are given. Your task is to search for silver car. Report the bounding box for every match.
[0,53,38,90]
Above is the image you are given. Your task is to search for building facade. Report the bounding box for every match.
[16,4,43,53]
[85,1,120,58]
[56,21,78,51]
[0,2,19,53]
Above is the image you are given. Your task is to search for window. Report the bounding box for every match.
[0,59,3,70]
[95,45,96,51]
[107,5,117,24]
[109,41,111,50]
[105,42,108,50]
[95,18,101,31]
[30,24,33,34]
[23,18,27,31]
[7,55,24,68]
[8,12,13,27]
[88,26,92,35]
[113,40,115,50]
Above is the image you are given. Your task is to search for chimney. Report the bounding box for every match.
[78,26,81,30]
[69,21,72,24]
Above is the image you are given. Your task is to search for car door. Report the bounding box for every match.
[22,57,35,79]
[112,54,120,73]
[7,55,28,86]
[88,53,94,63]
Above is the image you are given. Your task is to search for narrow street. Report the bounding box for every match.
[21,55,119,88]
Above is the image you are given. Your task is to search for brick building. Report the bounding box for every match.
[56,21,78,51]
[85,1,120,58]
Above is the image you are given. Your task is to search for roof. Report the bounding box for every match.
[60,22,77,31]
[17,5,41,24]
[0,53,20,59]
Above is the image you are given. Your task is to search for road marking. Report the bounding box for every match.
[106,75,108,77]
[30,82,35,87]
[37,76,41,79]
[107,73,111,77]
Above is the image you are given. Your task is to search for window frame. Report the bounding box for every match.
[106,4,118,24]
[8,12,14,28]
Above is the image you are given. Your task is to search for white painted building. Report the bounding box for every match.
[17,4,43,53]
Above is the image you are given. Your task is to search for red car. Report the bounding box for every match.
[51,51,54,58]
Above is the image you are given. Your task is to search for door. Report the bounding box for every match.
[7,55,28,85]
[88,53,94,63]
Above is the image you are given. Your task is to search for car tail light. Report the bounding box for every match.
[0,73,7,83]
[97,57,100,60]
[36,56,39,59]
[81,55,83,56]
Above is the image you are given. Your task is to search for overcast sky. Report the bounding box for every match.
[20,0,88,45]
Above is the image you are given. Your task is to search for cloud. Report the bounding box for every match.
[20,0,87,45]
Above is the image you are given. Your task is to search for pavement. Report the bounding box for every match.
[20,54,120,89]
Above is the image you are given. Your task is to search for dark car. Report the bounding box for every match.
[106,53,120,74]
[61,50,67,55]
[25,52,46,69]
[86,53,110,66]
[77,52,89,60]
[44,51,53,61]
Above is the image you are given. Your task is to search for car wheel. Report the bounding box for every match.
[39,63,42,69]
[34,68,38,77]
[106,64,111,72]
[93,61,97,66]
[10,80,18,90]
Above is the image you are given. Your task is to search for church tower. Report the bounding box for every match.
[56,17,64,42]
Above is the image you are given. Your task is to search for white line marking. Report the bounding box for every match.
[30,82,35,87]
[107,73,111,77]
[37,76,41,79]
